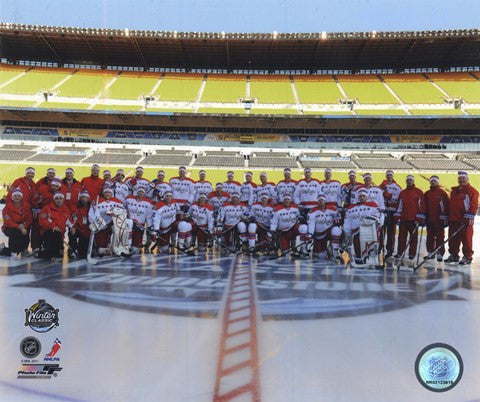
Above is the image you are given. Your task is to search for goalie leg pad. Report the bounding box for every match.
[177,221,192,249]
[331,226,342,250]
[237,222,247,243]
[247,223,257,248]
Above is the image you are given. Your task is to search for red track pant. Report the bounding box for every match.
[426,222,445,255]
[448,220,474,259]
[397,221,419,258]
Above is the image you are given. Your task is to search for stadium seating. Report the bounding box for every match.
[353,158,412,169]
[197,108,246,114]
[249,75,295,104]
[155,149,190,154]
[54,146,89,152]
[410,109,464,115]
[1,67,72,95]
[248,157,298,168]
[293,75,342,104]
[354,153,393,158]
[0,100,36,107]
[82,153,143,165]
[105,148,139,154]
[428,73,480,103]
[28,153,87,163]
[92,104,143,111]
[104,72,159,100]
[462,158,480,169]
[355,109,407,115]
[37,102,90,110]
[249,108,297,115]
[0,65,27,86]
[194,155,245,167]
[407,159,473,170]
[141,154,193,166]
[254,152,290,157]
[204,151,239,156]
[337,75,398,104]
[381,74,445,104]
[405,153,447,159]
[1,144,38,150]
[57,69,116,98]
[201,75,246,103]
[0,150,37,160]
[153,73,203,102]
[299,159,357,169]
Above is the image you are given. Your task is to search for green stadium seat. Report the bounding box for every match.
[56,69,116,98]
[382,74,444,104]
[250,75,295,104]
[154,73,203,101]
[1,67,73,95]
[294,75,342,104]
[202,75,246,103]
[337,74,399,104]
[102,71,160,100]
[428,73,480,103]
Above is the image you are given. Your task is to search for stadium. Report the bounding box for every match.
[1,20,480,402]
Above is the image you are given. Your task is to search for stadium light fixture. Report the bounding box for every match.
[273,31,278,39]
[321,31,327,40]
[372,30,377,38]
[124,28,130,37]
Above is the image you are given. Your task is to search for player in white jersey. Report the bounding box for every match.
[344,188,384,266]
[247,192,275,253]
[276,168,297,203]
[188,193,214,251]
[112,169,130,204]
[216,192,249,250]
[151,170,172,202]
[169,166,195,209]
[208,183,231,223]
[240,172,257,207]
[194,170,213,202]
[340,170,360,214]
[126,166,154,198]
[307,194,342,260]
[294,167,322,212]
[255,172,277,203]
[103,170,114,189]
[153,191,190,253]
[125,188,155,252]
[319,168,342,208]
[223,171,242,197]
[88,187,125,255]
[351,173,386,211]
[270,194,309,255]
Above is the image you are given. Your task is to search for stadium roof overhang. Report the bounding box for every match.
[1,24,480,71]
[1,108,479,131]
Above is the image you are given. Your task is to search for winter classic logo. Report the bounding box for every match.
[25,299,59,333]
[415,343,463,392]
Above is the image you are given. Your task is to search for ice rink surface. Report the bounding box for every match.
[1,226,480,401]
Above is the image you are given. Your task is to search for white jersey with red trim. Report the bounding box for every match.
[125,196,154,226]
[307,205,341,235]
[169,177,195,204]
[194,181,213,201]
[222,180,242,197]
[276,179,297,202]
[88,197,124,225]
[217,202,249,228]
[319,180,342,206]
[293,179,322,209]
[380,180,402,212]
[344,201,384,234]
[352,185,386,211]
[208,191,231,214]
[249,202,275,228]
[126,177,154,198]
[188,202,214,232]
[255,182,277,202]
[270,204,301,232]
[153,201,181,232]
[152,181,172,202]
[112,181,130,204]
[340,181,360,209]
[240,182,257,206]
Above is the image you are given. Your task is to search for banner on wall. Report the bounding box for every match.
[390,135,441,143]
[214,133,290,142]
[59,129,108,138]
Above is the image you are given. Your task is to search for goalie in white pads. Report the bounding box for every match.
[307,194,342,260]
[216,192,249,250]
[344,188,384,267]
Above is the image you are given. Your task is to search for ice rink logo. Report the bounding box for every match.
[44,338,62,361]
[19,337,41,359]
[415,343,463,392]
[25,299,59,333]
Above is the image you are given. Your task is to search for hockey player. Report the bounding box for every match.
[37,192,74,262]
[70,191,91,259]
[393,175,425,260]
[188,193,214,252]
[276,168,297,203]
[255,172,277,203]
[0,189,32,259]
[194,170,213,202]
[103,170,113,188]
[125,188,154,253]
[352,173,385,211]
[208,183,231,223]
[112,169,130,204]
[340,170,360,214]
[153,191,189,253]
[344,188,384,266]
[62,168,82,209]
[88,187,124,255]
[216,193,249,250]
[126,166,153,198]
[424,175,449,262]
[8,167,36,204]
[294,168,322,213]
[319,168,341,208]
[81,164,104,200]
[151,170,172,202]
[379,170,402,258]
[240,172,257,207]
[270,194,309,255]
[169,166,195,210]
[307,194,342,260]
[223,171,242,197]
[446,171,479,265]
[247,192,275,253]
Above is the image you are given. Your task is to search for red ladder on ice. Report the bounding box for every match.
[213,256,261,402]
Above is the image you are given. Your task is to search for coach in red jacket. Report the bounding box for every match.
[8,167,36,205]
[446,171,479,265]
[62,168,82,209]
[70,191,91,258]
[81,164,104,200]
[424,175,449,262]
[394,175,425,260]
[1,189,32,259]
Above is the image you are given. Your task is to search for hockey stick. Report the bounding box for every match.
[395,221,420,271]
[86,196,100,265]
[416,226,424,266]
[268,240,312,260]
[63,240,79,259]
[413,223,466,273]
